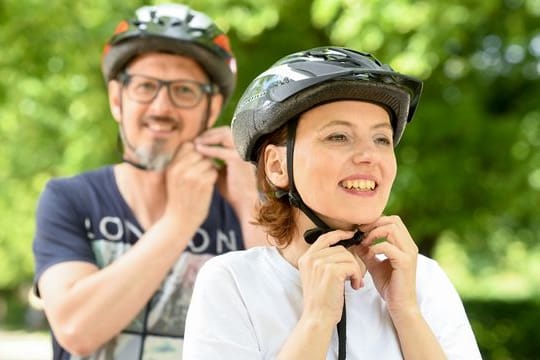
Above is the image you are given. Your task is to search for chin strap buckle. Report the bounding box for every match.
[303,228,363,247]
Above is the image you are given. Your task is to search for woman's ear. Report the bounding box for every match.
[108,80,122,123]
[264,144,288,187]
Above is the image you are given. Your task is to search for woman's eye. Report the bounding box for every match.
[326,133,349,142]
[374,136,392,145]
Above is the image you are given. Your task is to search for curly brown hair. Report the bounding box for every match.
[253,124,298,248]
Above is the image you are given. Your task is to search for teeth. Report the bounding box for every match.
[341,179,376,191]
[148,123,174,132]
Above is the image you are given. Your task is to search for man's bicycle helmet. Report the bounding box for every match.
[232,46,423,163]
[102,3,237,104]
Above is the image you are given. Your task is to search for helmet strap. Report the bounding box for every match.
[281,118,330,237]
[116,133,148,170]
[115,88,153,171]
[280,117,363,247]
[282,116,352,360]
[199,93,213,136]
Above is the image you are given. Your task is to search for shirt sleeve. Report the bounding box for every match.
[418,258,483,359]
[32,178,96,296]
[183,256,261,359]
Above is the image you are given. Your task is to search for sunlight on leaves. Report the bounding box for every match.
[311,0,342,28]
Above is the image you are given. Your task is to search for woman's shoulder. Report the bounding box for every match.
[202,246,277,273]
[195,247,284,296]
[416,254,458,291]
[416,254,446,276]
[417,254,441,269]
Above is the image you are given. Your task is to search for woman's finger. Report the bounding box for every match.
[308,230,357,252]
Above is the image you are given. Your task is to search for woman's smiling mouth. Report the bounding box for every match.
[340,179,376,191]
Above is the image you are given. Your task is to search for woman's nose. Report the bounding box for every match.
[351,142,376,164]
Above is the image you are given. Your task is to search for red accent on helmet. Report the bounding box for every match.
[213,34,232,55]
[113,20,130,36]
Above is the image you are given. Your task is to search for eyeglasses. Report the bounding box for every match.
[119,73,217,108]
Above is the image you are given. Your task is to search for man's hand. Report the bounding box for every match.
[163,141,218,236]
[194,126,266,247]
[195,126,258,218]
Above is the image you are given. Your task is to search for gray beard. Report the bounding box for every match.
[134,139,174,171]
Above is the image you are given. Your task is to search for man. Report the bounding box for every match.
[32,4,265,359]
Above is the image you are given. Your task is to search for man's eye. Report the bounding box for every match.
[173,84,197,95]
[135,81,157,92]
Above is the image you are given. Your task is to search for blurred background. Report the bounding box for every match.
[0,0,539,358]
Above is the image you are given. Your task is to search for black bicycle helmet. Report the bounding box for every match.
[232,47,423,360]
[101,3,237,104]
[232,46,422,163]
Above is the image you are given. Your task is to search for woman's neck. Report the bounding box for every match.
[277,210,359,268]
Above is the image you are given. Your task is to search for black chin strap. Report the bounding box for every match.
[303,228,364,248]
[276,118,363,359]
[121,156,149,170]
[337,304,347,360]
[276,119,363,247]
[115,85,151,171]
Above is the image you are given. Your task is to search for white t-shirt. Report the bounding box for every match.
[183,246,482,359]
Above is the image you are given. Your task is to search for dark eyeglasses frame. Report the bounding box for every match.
[118,72,217,108]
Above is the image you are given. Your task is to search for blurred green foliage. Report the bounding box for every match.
[0,0,539,354]
[467,299,540,359]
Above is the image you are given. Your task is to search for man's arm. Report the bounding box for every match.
[38,217,191,355]
[38,143,219,355]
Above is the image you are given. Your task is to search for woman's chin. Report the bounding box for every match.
[315,208,384,230]
[330,215,383,229]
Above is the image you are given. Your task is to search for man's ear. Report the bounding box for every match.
[108,80,122,123]
[264,144,288,188]
[206,93,224,128]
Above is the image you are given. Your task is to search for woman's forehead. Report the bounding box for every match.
[298,100,392,129]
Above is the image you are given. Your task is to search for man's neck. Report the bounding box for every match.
[114,163,167,230]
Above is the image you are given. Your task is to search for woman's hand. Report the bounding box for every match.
[355,215,418,316]
[298,230,365,326]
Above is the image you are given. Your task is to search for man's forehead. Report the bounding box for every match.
[126,52,209,81]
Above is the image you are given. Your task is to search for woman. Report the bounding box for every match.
[183,47,482,359]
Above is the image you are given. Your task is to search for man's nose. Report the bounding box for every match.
[149,85,175,111]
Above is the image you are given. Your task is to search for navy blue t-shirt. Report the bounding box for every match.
[33,166,244,359]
